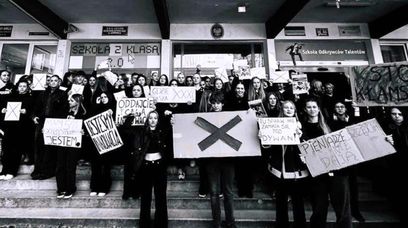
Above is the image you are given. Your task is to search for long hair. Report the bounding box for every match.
[304,98,331,134]
[278,100,299,121]
[265,91,281,113]
[70,94,87,116]
[248,76,265,101]
[132,84,145,98]
[159,74,169,86]
[144,110,159,129]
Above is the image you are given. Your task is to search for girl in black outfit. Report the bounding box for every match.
[56,94,86,199]
[263,100,308,228]
[139,110,169,228]
[264,91,281,118]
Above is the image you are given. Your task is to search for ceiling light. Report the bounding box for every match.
[326,0,376,7]
[238,4,246,13]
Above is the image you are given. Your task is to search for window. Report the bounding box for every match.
[381,44,407,63]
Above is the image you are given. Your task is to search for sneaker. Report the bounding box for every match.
[198,193,206,198]
[57,192,65,199]
[64,193,73,199]
[219,194,224,198]
[97,192,106,197]
[89,192,97,196]
[178,171,185,180]
[3,174,14,180]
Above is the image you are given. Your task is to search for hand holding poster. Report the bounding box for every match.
[298,119,395,177]
[4,102,21,121]
[258,118,300,145]
[150,86,196,103]
[84,110,123,154]
[100,71,118,85]
[248,99,267,117]
[292,73,309,95]
[43,118,83,148]
[115,98,154,126]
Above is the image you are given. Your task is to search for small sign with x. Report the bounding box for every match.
[4,102,22,121]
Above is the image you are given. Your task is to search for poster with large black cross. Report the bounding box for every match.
[172,111,261,158]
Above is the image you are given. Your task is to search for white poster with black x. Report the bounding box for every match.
[4,102,22,121]
[32,74,47,91]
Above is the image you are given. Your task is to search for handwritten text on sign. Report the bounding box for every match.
[115,98,154,126]
[84,110,123,154]
[258,118,300,145]
[150,86,196,103]
[350,62,408,106]
[43,118,83,148]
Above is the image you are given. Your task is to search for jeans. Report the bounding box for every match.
[205,159,236,228]
[56,147,80,194]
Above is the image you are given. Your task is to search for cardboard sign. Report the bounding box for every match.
[70,84,84,95]
[100,71,118,85]
[350,62,408,106]
[214,67,229,83]
[292,73,309,95]
[270,71,290,83]
[248,99,267,117]
[114,90,127,101]
[143,86,150,97]
[298,119,396,177]
[4,102,22,121]
[250,67,266,79]
[258,118,300,145]
[14,74,25,84]
[43,118,83,148]
[233,60,251,80]
[115,98,154,126]
[150,86,196,103]
[173,111,261,158]
[32,74,47,91]
[84,110,123,154]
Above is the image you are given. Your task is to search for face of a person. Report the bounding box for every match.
[159,76,167,85]
[89,77,96,87]
[193,74,201,85]
[132,75,138,84]
[170,80,178,87]
[132,85,143,98]
[18,82,28,94]
[138,77,146,86]
[68,97,78,108]
[283,102,295,117]
[200,81,206,88]
[278,83,284,90]
[325,85,334,94]
[253,78,261,90]
[215,80,223,90]
[205,78,211,86]
[152,73,159,82]
[148,112,159,128]
[49,76,59,88]
[269,94,277,106]
[0,71,10,83]
[75,75,84,84]
[177,73,185,84]
[391,108,404,125]
[235,84,245,98]
[100,93,109,104]
[212,102,223,112]
[334,103,346,115]
[228,76,234,84]
[186,77,193,86]
[305,101,320,117]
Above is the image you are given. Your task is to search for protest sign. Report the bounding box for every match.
[350,62,408,106]
[114,90,127,101]
[143,86,150,97]
[4,102,21,121]
[214,67,229,83]
[173,111,261,158]
[43,118,83,148]
[70,84,84,95]
[250,67,266,79]
[100,71,118,85]
[258,117,300,145]
[32,74,47,91]
[84,110,123,154]
[270,71,290,83]
[150,86,196,103]
[14,74,24,84]
[292,73,309,94]
[298,118,395,177]
[233,60,251,80]
[115,98,154,126]
[248,99,267,117]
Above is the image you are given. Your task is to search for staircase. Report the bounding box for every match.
[0,164,401,227]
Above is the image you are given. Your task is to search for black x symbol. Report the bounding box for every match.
[195,115,242,151]
[6,103,20,120]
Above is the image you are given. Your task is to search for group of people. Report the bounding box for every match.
[0,68,405,227]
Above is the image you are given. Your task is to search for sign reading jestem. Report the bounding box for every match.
[102,26,128,36]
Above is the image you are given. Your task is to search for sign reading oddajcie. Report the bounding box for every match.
[115,98,154,126]
[298,119,395,177]
[43,118,83,148]
[84,110,123,154]
[350,62,408,106]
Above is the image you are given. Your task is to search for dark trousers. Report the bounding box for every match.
[275,177,307,228]
[90,157,111,193]
[33,125,56,177]
[0,135,23,176]
[198,159,209,195]
[123,162,141,198]
[235,157,257,196]
[139,160,168,228]
[310,175,352,228]
[206,159,235,228]
[56,148,80,194]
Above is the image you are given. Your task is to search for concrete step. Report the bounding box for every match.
[0,208,400,228]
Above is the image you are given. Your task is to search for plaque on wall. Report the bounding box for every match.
[211,23,224,39]
[102,26,128,36]
[316,28,329,36]
[0,26,13,37]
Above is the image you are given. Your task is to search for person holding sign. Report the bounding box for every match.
[248,76,266,102]
[301,98,352,228]
[139,111,170,228]
[261,100,308,228]
[0,80,34,180]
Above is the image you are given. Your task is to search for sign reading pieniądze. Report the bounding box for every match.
[84,110,123,154]
[173,111,261,158]
[258,118,300,145]
[298,119,395,177]
[150,86,196,103]
[115,98,154,126]
[43,118,83,148]
[350,62,408,106]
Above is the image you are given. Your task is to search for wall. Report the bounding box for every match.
[381,25,408,40]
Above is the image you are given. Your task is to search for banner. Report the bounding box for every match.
[84,110,123,154]
[43,118,83,148]
[173,111,261,158]
[4,102,21,121]
[258,118,300,145]
[292,74,310,95]
[350,62,408,106]
[115,98,154,126]
[150,86,196,103]
[298,119,396,177]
